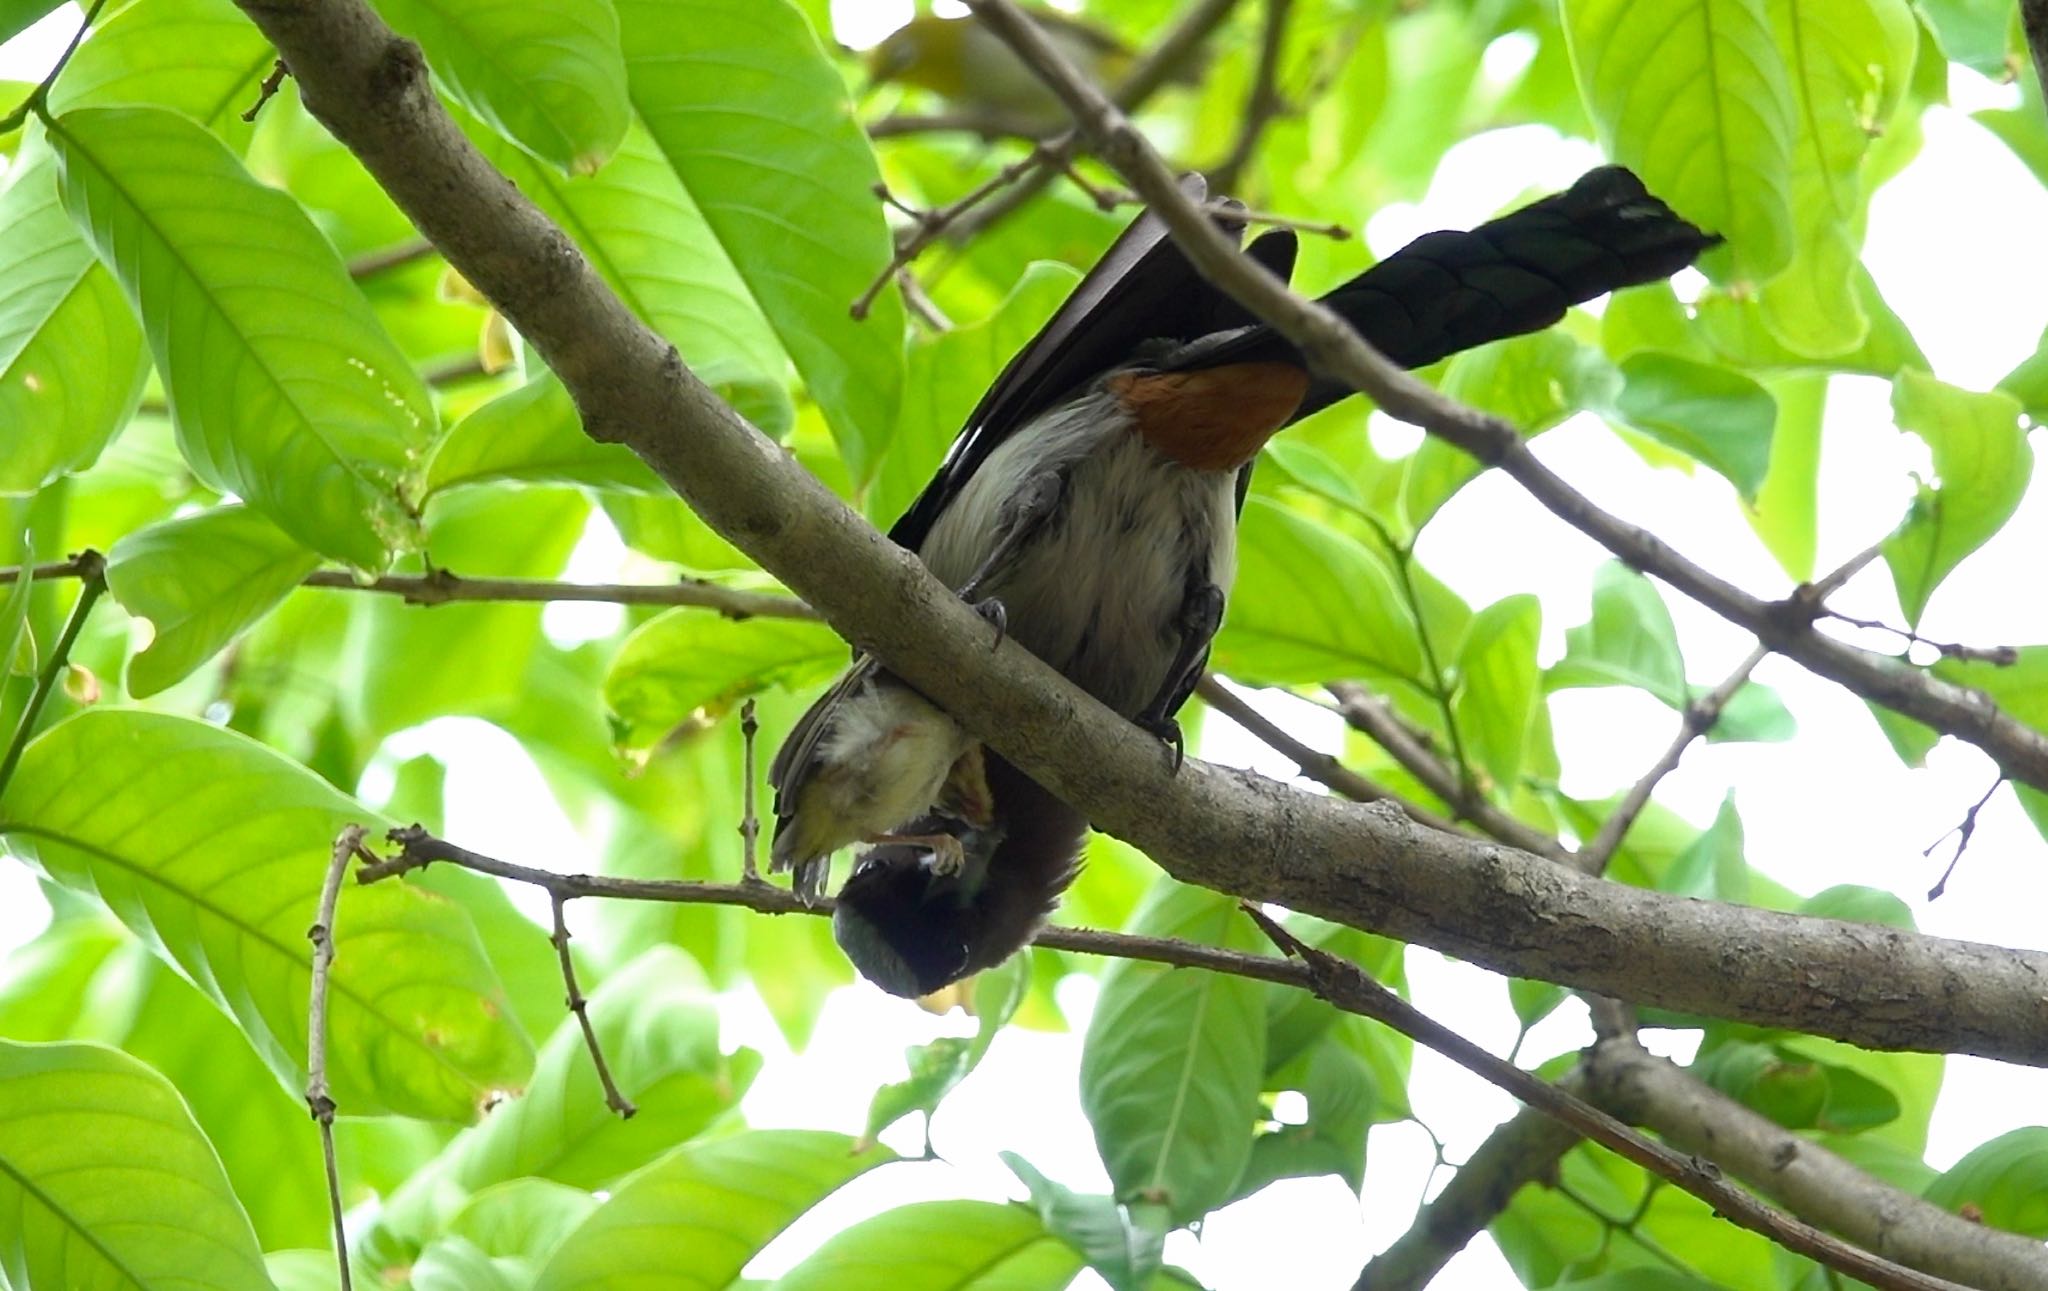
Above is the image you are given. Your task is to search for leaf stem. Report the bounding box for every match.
[0,550,106,801]
[0,0,112,135]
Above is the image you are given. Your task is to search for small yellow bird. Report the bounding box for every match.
[864,10,1169,119]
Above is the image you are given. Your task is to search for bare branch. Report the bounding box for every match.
[240,57,289,122]
[347,237,437,278]
[738,698,763,883]
[549,893,635,1117]
[1208,0,1292,193]
[308,827,367,1291]
[1825,610,2023,668]
[1925,774,2007,900]
[1583,1039,2048,1291]
[297,567,816,619]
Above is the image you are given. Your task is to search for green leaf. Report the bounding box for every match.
[864,952,1029,1145]
[773,1199,1082,1291]
[0,709,534,1120]
[1999,320,2048,422]
[1882,370,2033,627]
[532,1130,893,1290]
[1662,793,1748,902]
[427,373,665,495]
[51,106,435,568]
[1509,977,1568,1028]
[1702,679,1796,744]
[106,504,318,697]
[47,0,275,144]
[1214,497,1422,686]
[471,121,793,434]
[1405,329,1620,528]
[1002,1154,1168,1291]
[619,0,903,478]
[1259,437,1376,521]
[1081,881,1266,1223]
[1452,594,1542,790]
[0,536,31,688]
[1915,0,2012,73]
[604,611,843,749]
[1797,883,1914,931]
[1743,373,1823,581]
[0,151,148,493]
[0,1039,271,1291]
[376,0,628,173]
[1699,265,1929,375]
[1610,353,1777,500]
[1562,0,1797,282]
[1754,0,1915,356]
[1866,698,1940,768]
[1548,562,1686,705]
[1923,1127,2048,1238]
[869,261,1080,530]
[1,0,64,45]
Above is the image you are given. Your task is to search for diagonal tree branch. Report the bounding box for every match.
[955,0,2048,797]
[228,0,2048,1066]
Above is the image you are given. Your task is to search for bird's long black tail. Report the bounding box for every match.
[1175,166,1719,422]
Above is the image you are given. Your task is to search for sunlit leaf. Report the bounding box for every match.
[1547,562,1685,705]
[1003,1153,1168,1291]
[48,0,273,146]
[864,951,1028,1144]
[1923,1127,2048,1237]
[1744,373,1823,581]
[0,709,533,1119]
[1452,594,1541,790]
[619,0,903,478]
[51,106,434,568]
[1882,370,2032,627]
[1610,353,1777,500]
[0,1039,271,1291]
[604,611,842,749]
[774,1198,1082,1291]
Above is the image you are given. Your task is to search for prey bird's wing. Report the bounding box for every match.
[889,175,1299,554]
[768,654,884,825]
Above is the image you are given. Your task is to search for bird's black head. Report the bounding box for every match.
[832,832,987,999]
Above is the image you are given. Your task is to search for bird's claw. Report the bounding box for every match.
[1134,713,1186,773]
[971,596,1008,651]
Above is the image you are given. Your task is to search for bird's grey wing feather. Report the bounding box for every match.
[768,655,884,820]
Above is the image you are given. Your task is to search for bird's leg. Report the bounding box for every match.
[867,831,966,876]
[954,471,1065,648]
[1132,582,1226,773]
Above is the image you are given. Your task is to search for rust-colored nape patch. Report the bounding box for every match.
[1109,362,1312,471]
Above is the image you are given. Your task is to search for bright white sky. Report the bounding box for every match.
[4,3,2047,1288]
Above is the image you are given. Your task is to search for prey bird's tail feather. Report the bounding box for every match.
[1176,166,1719,422]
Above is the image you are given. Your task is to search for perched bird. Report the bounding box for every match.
[806,167,1721,994]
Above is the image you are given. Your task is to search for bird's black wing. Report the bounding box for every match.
[889,176,1299,553]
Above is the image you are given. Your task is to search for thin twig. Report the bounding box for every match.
[738,698,763,883]
[1209,0,1292,193]
[1924,775,2005,900]
[549,893,635,1117]
[1823,611,2021,667]
[868,110,1054,142]
[1240,904,1969,1291]
[0,551,106,798]
[0,0,111,135]
[308,826,366,1291]
[241,57,289,123]
[296,568,817,619]
[952,0,2048,795]
[346,238,437,279]
[1324,683,1569,862]
[1193,674,1455,831]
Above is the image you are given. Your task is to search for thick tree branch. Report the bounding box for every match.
[231,0,2048,1066]
[957,0,2048,797]
[1582,1040,2048,1291]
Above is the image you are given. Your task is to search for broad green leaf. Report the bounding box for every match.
[869,261,1080,530]
[1562,0,1797,282]
[1081,881,1266,1223]
[427,373,665,496]
[774,1199,1082,1291]
[1915,0,2011,73]
[1003,1154,1168,1291]
[865,952,1028,1144]
[619,0,903,478]
[1662,793,1747,902]
[444,1179,598,1272]
[1744,373,1823,581]
[1259,920,1411,1125]
[345,486,588,737]
[1259,437,1375,521]
[533,1130,893,1290]
[1547,562,1686,705]
[0,151,148,494]
[1934,648,2048,844]
[1452,594,1542,791]
[0,709,533,1119]
[1923,1127,2048,1238]
[1610,353,1777,500]
[411,1235,524,1291]
[2000,320,2048,421]
[1882,370,2032,626]
[472,120,792,434]
[1,0,64,45]
[51,106,435,568]
[106,504,318,697]
[1755,0,1915,356]
[0,536,30,687]
[1866,697,1940,767]
[0,1039,271,1291]
[48,0,274,145]
[1797,883,1914,931]
[1234,1026,1376,1201]
[377,0,628,173]
[604,611,842,749]
[1698,266,1929,375]
[1702,679,1796,744]
[1214,497,1422,686]
[1510,976,1569,1028]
